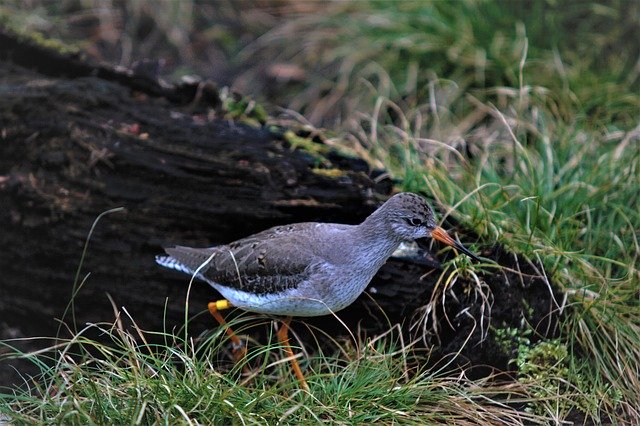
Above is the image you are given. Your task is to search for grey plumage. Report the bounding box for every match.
[156,192,477,316]
[159,223,330,295]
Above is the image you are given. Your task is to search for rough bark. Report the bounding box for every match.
[0,29,559,385]
[0,29,418,368]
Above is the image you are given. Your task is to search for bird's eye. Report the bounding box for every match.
[406,218,423,226]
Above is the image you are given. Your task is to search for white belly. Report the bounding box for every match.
[212,285,341,316]
[211,271,373,317]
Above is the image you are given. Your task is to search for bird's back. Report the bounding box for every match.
[156,220,397,316]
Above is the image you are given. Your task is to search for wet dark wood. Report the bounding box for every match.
[0,29,425,381]
[0,29,559,386]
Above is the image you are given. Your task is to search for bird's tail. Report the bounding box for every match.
[155,254,195,275]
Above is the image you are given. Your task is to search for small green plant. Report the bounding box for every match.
[492,325,532,358]
[515,339,621,419]
[218,87,268,126]
[492,324,622,419]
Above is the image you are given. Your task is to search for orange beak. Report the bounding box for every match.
[431,227,481,261]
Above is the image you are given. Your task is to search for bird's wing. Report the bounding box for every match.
[163,223,325,295]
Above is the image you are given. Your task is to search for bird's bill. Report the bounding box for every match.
[431,227,481,262]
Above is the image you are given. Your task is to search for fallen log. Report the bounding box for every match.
[0,29,559,385]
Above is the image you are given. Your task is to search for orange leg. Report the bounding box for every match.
[208,300,247,363]
[277,316,309,391]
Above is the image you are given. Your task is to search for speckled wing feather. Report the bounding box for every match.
[163,223,324,295]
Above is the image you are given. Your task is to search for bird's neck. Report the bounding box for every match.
[355,211,403,264]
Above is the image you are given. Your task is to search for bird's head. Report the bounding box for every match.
[377,192,480,261]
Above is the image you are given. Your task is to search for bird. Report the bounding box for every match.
[156,192,480,390]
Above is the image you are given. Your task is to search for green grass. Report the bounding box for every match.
[242,0,639,420]
[350,48,639,421]
[2,314,549,424]
[241,0,638,125]
[1,0,639,423]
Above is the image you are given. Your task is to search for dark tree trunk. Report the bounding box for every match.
[0,29,559,386]
[0,29,420,377]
